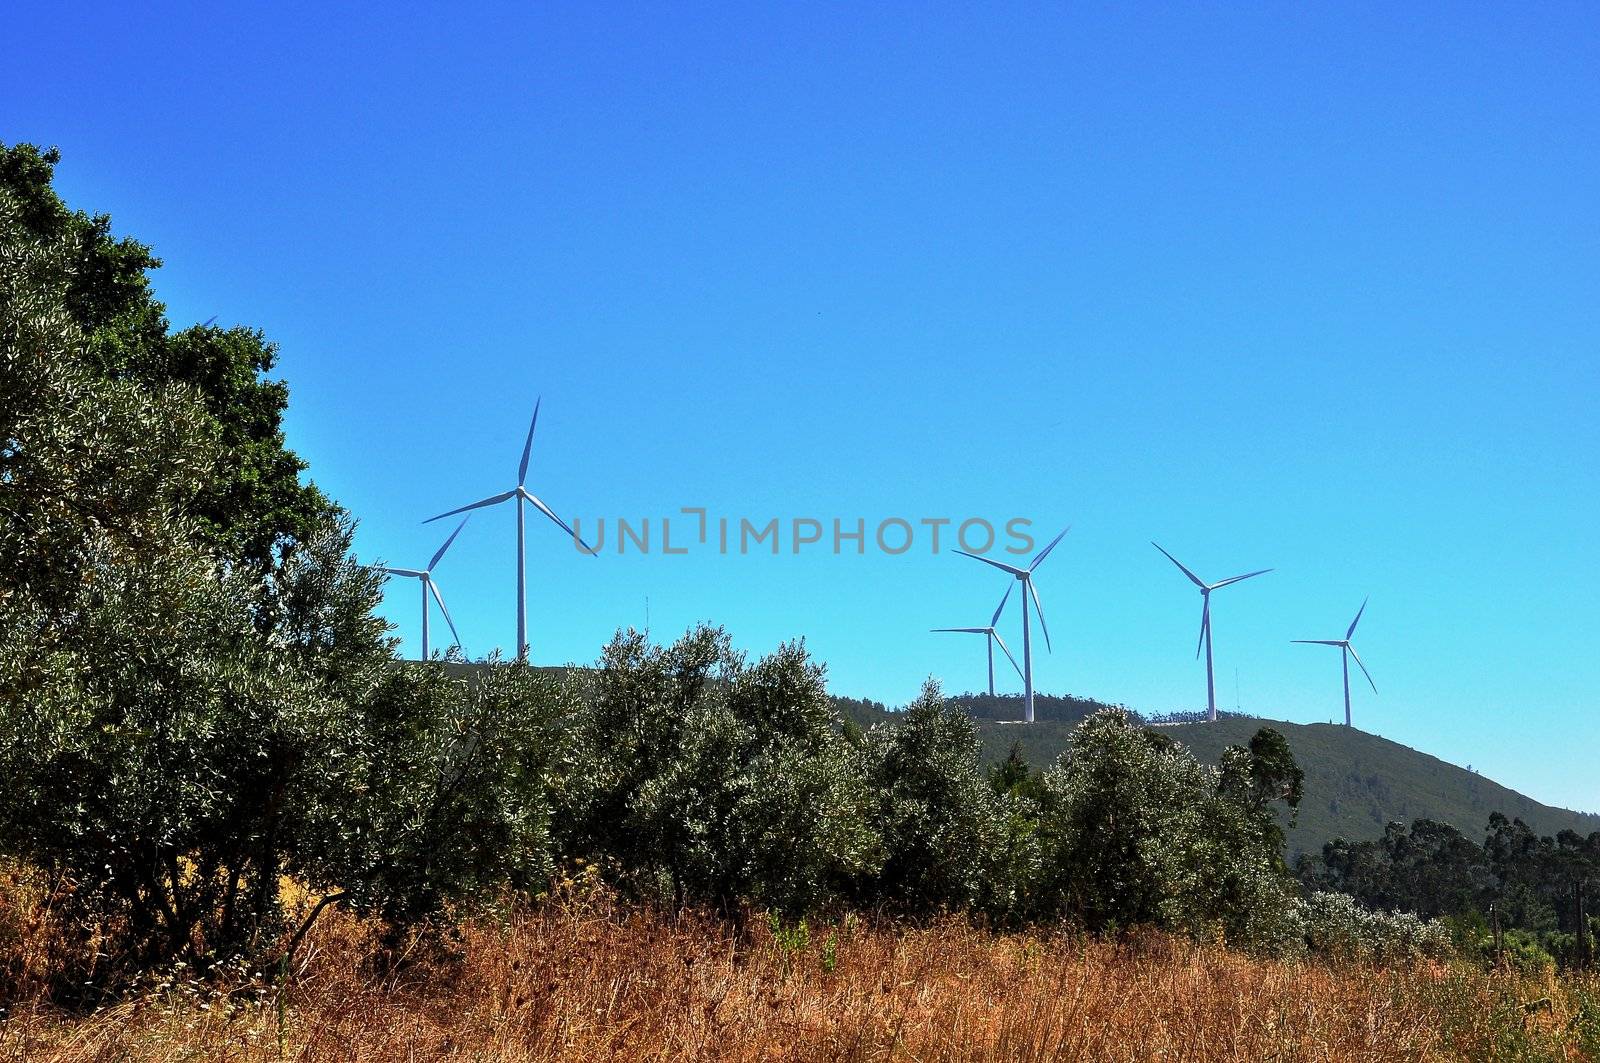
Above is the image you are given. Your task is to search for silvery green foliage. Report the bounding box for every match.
[0,191,218,632]
[1292,891,1454,963]
[857,681,1019,914]
[304,651,568,929]
[560,626,876,914]
[0,175,269,967]
[984,790,1045,920]
[1034,709,1298,944]
[720,642,881,914]
[1,143,332,580]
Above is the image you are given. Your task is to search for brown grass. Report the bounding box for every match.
[3,882,1597,1062]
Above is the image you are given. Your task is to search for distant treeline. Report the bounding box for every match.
[1300,816,1600,968]
[834,691,1134,728]
[833,692,1253,731]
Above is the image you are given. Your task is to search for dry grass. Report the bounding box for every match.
[3,883,1598,1062]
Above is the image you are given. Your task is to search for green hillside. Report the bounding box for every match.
[836,692,1600,860]
[1156,717,1600,860]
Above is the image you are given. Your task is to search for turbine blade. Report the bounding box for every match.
[424,489,515,523]
[1210,567,1274,590]
[953,549,1027,578]
[1029,526,1070,571]
[992,630,1024,680]
[1347,643,1377,694]
[1195,596,1210,660]
[1028,578,1051,653]
[1346,597,1369,640]
[1152,542,1206,589]
[1291,639,1345,646]
[427,516,470,572]
[523,489,597,554]
[931,627,990,634]
[518,397,541,486]
[380,567,425,578]
[990,581,1014,627]
[428,578,464,650]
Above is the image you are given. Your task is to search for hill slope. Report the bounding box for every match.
[1156,716,1600,860]
[836,693,1600,860]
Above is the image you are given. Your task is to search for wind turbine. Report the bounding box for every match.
[1152,543,1272,723]
[425,398,595,659]
[955,527,1069,724]
[381,517,469,659]
[1293,598,1376,727]
[932,584,1024,696]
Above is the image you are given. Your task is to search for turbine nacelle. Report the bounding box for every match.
[425,483,596,555]
[929,621,1023,684]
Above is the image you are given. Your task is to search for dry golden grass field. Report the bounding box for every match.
[4,880,1599,1062]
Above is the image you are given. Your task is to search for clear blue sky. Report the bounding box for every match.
[6,4,1597,811]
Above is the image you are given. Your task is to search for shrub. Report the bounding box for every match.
[559,627,876,915]
[856,682,1014,914]
[1033,709,1300,946]
[1294,891,1454,963]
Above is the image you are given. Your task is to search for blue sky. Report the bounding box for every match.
[6,4,1597,811]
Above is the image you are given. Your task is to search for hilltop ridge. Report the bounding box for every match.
[834,692,1600,860]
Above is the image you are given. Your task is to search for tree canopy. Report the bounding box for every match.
[0,142,331,580]
[0,142,556,982]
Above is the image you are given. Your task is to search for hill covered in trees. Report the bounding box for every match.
[835,693,1600,860]
[1161,717,1600,861]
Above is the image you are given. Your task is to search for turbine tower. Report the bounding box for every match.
[1152,543,1273,723]
[425,398,595,659]
[381,517,468,659]
[932,584,1023,696]
[1294,598,1376,727]
[955,527,1069,724]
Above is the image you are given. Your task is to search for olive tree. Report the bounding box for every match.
[856,682,1021,915]
[1035,710,1300,944]
[0,144,563,978]
[561,626,875,915]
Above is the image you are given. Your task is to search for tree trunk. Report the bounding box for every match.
[1578,879,1591,969]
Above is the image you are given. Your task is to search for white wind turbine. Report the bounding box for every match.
[955,527,1069,724]
[1293,598,1376,728]
[1152,543,1272,723]
[932,584,1024,696]
[381,517,468,659]
[425,398,595,659]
